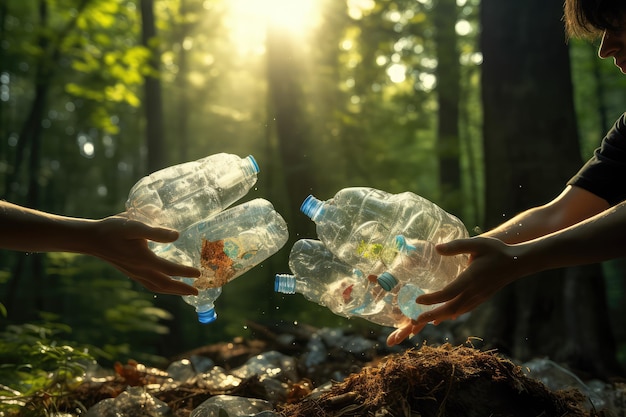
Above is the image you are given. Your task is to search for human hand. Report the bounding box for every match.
[87,215,200,296]
[386,236,528,346]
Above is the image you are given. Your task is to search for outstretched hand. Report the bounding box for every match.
[87,215,200,296]
[386,236,530,346]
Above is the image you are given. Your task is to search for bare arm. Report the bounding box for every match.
[484,185,610,243]
[0,201,199,296]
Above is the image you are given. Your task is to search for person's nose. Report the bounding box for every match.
[598,30,621,59]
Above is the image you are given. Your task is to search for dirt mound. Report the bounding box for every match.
[278,344,597,417]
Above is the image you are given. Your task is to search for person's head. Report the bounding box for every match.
[564,0,625,39]
[564,0,626,72]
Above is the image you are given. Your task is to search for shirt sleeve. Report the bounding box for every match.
[567,112,626,206]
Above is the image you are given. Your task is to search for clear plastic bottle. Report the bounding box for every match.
[154,198,289,323]
[190,395,277,417]
[125,153,259,231]
[275,239,410,328]
[152,244,223,323]
[300,187,469,291]
[376,234,466,291]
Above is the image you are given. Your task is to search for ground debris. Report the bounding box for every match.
[10,327,612,417]
[277,343,599,417]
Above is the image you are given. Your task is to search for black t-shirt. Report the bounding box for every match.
[567,112,626,206]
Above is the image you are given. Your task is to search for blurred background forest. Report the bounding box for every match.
[1,0,626,377]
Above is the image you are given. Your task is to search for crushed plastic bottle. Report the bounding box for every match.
[166,358,197,383]
[300,187,469,300]
[198,366,243,392]
[85,386,170,417]
[230,350,298,383]
[275,239,410,328]
[149,244,223,323]
[154,198,289,323]
[230,351,298,402]
[377,235,466,291]
[522,358,606,411]
[375,235,468,319]
[126,153,259,231]
[190,395,278,417]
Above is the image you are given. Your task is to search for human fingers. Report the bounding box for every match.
[123,267,199,296]
[104,251,200,295]
[102,216,180,244]
[436,236,489,257]
[413,300,465,327]
[386,320,428,346]
[413,268,475,306]
[124,220,180,243]
[149,254,201,278]
[415,287,494,326]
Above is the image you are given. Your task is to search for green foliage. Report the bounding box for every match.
[0,321,97,415]
[42,252,177,364]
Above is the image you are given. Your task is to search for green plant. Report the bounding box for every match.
[0,321,98,416]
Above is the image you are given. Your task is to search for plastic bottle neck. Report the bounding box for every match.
[196,306,217,324]
[242,155,260,176]
[274,274,297,294]
[300,195,325,221]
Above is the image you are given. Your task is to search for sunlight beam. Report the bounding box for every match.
[227,0,319,55]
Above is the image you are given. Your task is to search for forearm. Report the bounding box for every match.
[1,201,199,296]
[483,206,558,244]
[0,201,96,254]
[483,186,611,244]
[515,201,626,273]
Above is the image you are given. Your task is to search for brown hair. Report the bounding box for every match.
[564,0,625,39]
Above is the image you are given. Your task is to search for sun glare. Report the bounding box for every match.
[227,0,319,55]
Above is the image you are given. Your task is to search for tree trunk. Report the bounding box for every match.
[266,26,317,240]
[174,0,189,163]
[473,0,622,378]
[4,0,52,321]
[140,0,184,356]
[433,0,462,213]
[140,0,166,172]
[0,0,8,182]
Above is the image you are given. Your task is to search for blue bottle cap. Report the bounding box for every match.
[397,284,426,320]
[197,308,217,324]
[274,274,296,294]
[246,155,260,173]
[300,195,324,220]
[377,272,398,291]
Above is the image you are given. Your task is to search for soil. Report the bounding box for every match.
[17,325,606,417]
[278,345,597,417]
